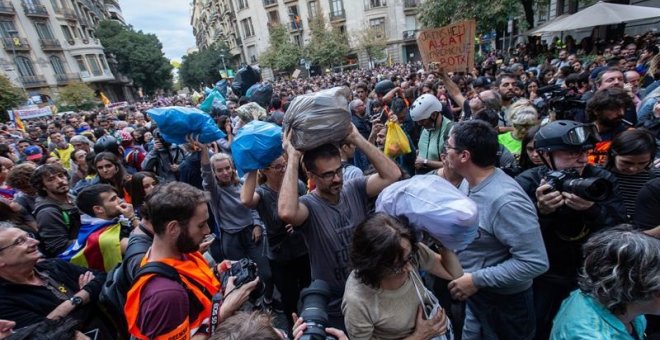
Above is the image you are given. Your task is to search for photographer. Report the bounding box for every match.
[515,120,627,340]
[141,130,184,183]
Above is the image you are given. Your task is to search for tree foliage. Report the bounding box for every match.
[418,0,521,33]
[58,82,98,109]
[305,15,349,68]
[353,26,387,67]
[0,74,26,121]
[95,20,173,95]
[179,43,231,90]
[260,24,303,72]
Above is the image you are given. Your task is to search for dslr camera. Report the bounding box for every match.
[299,280,336,340]
[544,169,612,202]
[220,258,264,300]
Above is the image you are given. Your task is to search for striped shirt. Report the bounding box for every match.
[612,170,655,219]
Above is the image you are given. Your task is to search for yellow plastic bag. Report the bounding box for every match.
[384,120,412,158]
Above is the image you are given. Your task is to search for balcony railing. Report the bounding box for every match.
[2,37,30,51]
[263,0,277,7]
[40,38,62,51]
[55,73,81,84]
[61,7,77,20]
[364,0,387,10]
[404,0,419,8]
[0,0,15,15]
[19,75,47,88]
[288,21,302,31]
[329,10,345,21]
[22,1,49,17]
[403,30,417,40]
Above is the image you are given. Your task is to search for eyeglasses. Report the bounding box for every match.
[310,166,343,181]
[0,234,33,253]
[267,163,287,171]
[445,143,463,152]
[392,251,416,274]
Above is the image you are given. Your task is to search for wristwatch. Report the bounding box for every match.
[69,296,83,308]
[423,159,428,165]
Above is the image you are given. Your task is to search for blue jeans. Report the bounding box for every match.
[463,287,536,340]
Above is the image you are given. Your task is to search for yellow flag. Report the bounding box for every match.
[13,113,25,132]
[100,92,110,106]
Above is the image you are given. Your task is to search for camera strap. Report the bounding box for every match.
[209,293,223,336]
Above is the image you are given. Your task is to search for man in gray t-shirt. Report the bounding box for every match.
[278,124,401,329]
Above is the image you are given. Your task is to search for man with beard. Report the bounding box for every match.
[582,67,638,125]
[495,73,518,132]
[124,182,258,339]
[586,87,634,165]
[439,72,502,122]
[278,125,401,330]
[30,164,81,258]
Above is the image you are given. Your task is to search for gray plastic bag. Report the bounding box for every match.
[283,86,352,150]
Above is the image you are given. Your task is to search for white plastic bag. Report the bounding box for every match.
[375,175,479,251]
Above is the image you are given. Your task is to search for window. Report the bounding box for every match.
[34,21,55,40]
[15,56,36,77]
[74,55,88,76]
[79,27,86,39]
[240,18,254,38]
[85,54,101,76]
[50,55,65,74]
[247,45,257,63]
[236,0,248,10]
[293,34,302,47]
[329,0,344,16]
[308,1,318,17]
[0,20,18,38]
[369,17,386,38]
[267,10,279,25]
[367,0,386,8]
[98,54,109,70]
[50,0,60,10]
[60,25,73,40]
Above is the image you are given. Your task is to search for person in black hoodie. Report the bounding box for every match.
[515,120,628,340]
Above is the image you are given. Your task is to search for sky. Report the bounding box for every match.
[119,0,196,62]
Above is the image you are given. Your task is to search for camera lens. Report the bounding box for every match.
[299,280,331,340]
[564,177,612,201]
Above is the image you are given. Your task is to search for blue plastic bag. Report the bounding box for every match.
[199,90,226,113]
[146,106,226,145]
[232,121,283,177]
[215,80,228,98]
[247,83,273,109]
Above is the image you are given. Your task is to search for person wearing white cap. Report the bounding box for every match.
[409,94,453,174]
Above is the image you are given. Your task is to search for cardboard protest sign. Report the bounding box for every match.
[417,20,476,73]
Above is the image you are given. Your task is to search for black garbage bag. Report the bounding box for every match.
[231,65,260,97]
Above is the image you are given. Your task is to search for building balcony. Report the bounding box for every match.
[55,72,81,85]
[60,7,77,20]
[0,0,15,15]
[19,75,47,88]
[329,10,345,22]
[364,0,387,11]
[22,1,49,18]
[40,38,63,51]
[263,0,277,8]
[403,30,417,40]
[78,17,91,27]
[288,21,302,31]
[2,37,30,51]
[404,0,419,12]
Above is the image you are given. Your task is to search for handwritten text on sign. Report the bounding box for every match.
[417,20,476,72]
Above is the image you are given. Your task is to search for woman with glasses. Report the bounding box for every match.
[241,155,311,331]
[605,129,657,219]
[342,213,462,340]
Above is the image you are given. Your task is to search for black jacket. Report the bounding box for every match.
[0,259,105,329]
[33,196,81,258]
[515,165,628,278]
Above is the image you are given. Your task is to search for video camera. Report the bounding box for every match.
[544,169,612,202]
[535,85,586,120]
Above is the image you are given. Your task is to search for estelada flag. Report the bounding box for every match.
[13,113,25,132]
[58,215,122,272]
[100,92,111,107]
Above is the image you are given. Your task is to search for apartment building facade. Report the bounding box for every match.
[191,0,424,77]
[0,0,134,103]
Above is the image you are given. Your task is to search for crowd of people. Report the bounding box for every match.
[0,32,659,340]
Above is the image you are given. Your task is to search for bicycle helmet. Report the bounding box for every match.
[409,94,443,122]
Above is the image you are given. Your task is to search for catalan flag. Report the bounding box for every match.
[58,215,122,272]
[100,92,111,107]
[12,112,25,132]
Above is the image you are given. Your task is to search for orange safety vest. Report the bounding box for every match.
[124,251,220,340]
[588,140,611,166]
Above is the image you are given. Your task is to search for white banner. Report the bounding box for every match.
[12,106,53,120]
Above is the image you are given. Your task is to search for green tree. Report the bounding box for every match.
[95,20,173,95]
[260,24,303,72]
[58,82,98,109]
[305,15,349,68]
[0,74,26,121]
[179,43,231,90]
[418,0,521,33]
[353,26,387,69]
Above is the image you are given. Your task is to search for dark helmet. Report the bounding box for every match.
[374,79,395,96]
[534,120,600,152]
[94,135,120,155]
